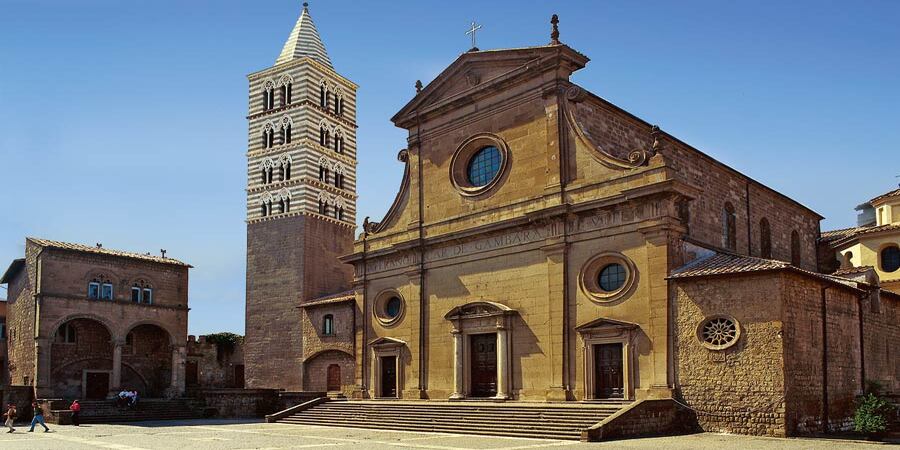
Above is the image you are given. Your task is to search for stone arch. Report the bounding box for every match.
[278,74,294,86]
[123,320,178,345]
[303,349,354,392]
[49,317,115,399]
[121,323,174,397]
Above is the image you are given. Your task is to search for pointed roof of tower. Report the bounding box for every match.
[276,2,332,69]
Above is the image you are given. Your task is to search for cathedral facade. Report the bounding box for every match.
[244,3,357,391]
[341,18,899,437]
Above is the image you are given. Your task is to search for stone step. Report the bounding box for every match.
[297,410,605,426]
[279,417,581,439]
[273,400,628,440]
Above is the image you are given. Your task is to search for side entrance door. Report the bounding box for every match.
[470,333,497,398]
[380,356,397,398]
[186,361,199,387]
[326,364,341,391]
[594,343,624,399]
[85,372,110,400]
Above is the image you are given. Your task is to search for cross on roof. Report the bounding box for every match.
[466,20,482,50]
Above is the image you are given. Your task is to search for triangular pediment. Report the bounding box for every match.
[575,317,640,333]
[369,336,407,348]
[392,45,588,128]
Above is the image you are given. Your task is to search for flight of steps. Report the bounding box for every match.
[74,398,204,424]
[275,399,627,440]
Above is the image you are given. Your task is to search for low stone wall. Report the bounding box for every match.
[192,389,324,419]
[582,399,696,442]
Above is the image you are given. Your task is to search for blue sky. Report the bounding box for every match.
[1,0,898,334]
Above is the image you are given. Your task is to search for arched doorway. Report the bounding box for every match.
[303,350,354,392]
[121,324,172,397]
[50,318,114,399]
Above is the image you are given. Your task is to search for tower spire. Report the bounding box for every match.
[276,2,333,69]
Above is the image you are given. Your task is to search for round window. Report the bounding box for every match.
[598,264,626,292]
[385,297,402,318]
[579,252,637,303]
[697,316,740,351]
[374,290,405,327]
[449,134,510,197]
[466,146,502,187]
[882,246,900,272]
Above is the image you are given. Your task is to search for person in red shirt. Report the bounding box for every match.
[69,400,81,426]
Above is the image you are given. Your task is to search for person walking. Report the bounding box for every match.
[69,400,81,426]
[28,401,50,433]
[3,404,16,433]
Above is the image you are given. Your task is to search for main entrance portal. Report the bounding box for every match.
[380,356,397,398]
[470,333,497,397]
[594,343,624,399]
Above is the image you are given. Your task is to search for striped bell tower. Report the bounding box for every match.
[244,2,357,390]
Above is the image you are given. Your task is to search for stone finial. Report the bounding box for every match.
[96,243,102,248]
[415,80,423,93]
[161,249,167,258]
[550,14,560,45]
[303,2,309,9]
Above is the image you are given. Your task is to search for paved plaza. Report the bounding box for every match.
[0,419,888,450]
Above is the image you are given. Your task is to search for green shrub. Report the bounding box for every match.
[853,393,890,434]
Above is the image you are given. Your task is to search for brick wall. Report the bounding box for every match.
[862,293,900,392]
[674,273,787,436]
[6,241,40,386]
[245,215,352,391]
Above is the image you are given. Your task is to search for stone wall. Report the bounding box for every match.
[674,273,787,436]
[193,388,279,418]
[6,241,40,387]
[861,292,900,393]
[186,335,244,389]
[582,399,696,441]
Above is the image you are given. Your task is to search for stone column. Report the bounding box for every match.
[111,340,123,391]
[494,321,509,400]
[449,329,464,400]
[168,345,186,398]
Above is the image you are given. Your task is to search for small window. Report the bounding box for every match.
[318,200,327,216]
[334,173,343,189]
[279,198,286,214]
[88,282,100,299]
[335,206,344,221]
[284,161,291,181]
[143,288,153,304]
[319,166,328,182]
[131,286,141,303]
[283,198,291,213]
[286,83,293,104]
[697,316,740,351]
[759,218,772,259]
[282,124,292,145]
[882,246,900,272]
[101,283,113,300]
[260,204,268,217]
[723,202,737,251]
[320,85,326,108]
[0,319,6,339]
[323,314,334,336]
[385,297,402,319]
[57,323,76,344]
[790,230,802,266]
[598,264,626,292]
[280,85,287,107]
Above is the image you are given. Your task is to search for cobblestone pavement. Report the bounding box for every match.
[0,419,887,449]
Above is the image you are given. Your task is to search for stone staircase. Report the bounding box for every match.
[73,398,204,424]
[274,399,627,440]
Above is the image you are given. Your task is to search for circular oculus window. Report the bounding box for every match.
[697,316,740,351]
[579,252,637,303]
[449,134,510,197]
[374,290,405,326]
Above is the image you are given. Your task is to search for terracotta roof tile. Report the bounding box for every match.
[832,266,875,277]
[27,237,191,267]
[820,224,900,247]
[301,289,355,307]
[871,187,900,204]
[669,253,788,279]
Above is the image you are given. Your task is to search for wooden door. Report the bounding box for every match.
[594,343,624,399]
[326,364,341,391]
[186,361,199,387]
[470,333,497,397]
[380,356,397,397]
[234,365,245,388]
[85,372,110,400]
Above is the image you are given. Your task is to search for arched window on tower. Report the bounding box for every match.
[791,230,801,266]
[286,82,293,104]
[283,197,291,213]
[319,164,328,183]
[759,218,772,259]
[334,133,343,153]
[318,199,327,215]
[266,166,273,184]
[278,198,286,214]
[722,202,737,251]
[337,97,344,116]
[334,172,343,189]
[335,205,344,221]
[282,123,292,145]
[280,84,286,107]
[320,84,326,108]
[325,90,330,110]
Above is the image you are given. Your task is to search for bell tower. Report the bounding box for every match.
[244,2,357,390]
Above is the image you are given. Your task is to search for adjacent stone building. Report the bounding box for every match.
[820,187,900,295]
[336,16,899,437]
[0,300,8,387]
[0,238,190,399]
[244,3,357,391]
[186,334,245,389]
